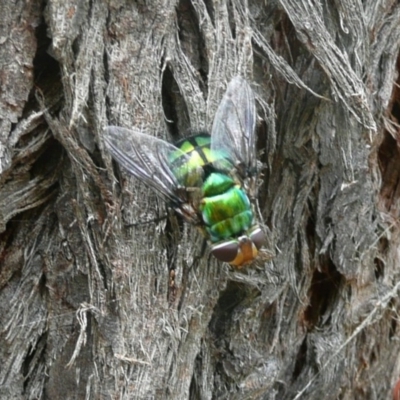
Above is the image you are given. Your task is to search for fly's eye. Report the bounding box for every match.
[249,227,265,250]
[211,241,239,262]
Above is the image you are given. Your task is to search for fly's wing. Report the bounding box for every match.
[104,126,203,207]
[211,76,257,180]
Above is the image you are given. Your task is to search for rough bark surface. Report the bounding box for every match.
[1,0,400,399]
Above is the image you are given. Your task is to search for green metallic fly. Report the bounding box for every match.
[104,76,265,267]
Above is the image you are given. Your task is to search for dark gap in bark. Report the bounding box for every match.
[256,119,269,210]
[273,12,299,66]
[103,50,112,125]
[209,281,252,339]
[72,36,80,59]
[33,17,61,96]
[188,373,198,400]
[31,136,63,179]
[176,0,209,81]
[306,199,316,261]
[227,1,236,40]
[0,222,22,290]
[22,344,35,391]
[292,337,307,379]
[162,67,179,138]
[38,258,48,297]
[107,158,123,200]
[210,281,248,324]
[373,256,384,280]
[97,259,109,292]
[389,299,398,340]
[391,53,400,118]
[161,67,189,140]
[369,343,377,364]
[303,256,342,328]
[378,131,400,215]
[203,0,215,26]
[378,53,400,217]
[22,333,47,391]
[0,225,13,257]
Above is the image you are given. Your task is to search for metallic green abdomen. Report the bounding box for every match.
[200,172,253,242]
[172,134,254,243]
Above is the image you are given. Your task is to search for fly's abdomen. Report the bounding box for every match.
[200,172,253,242]
[171,134,254,244]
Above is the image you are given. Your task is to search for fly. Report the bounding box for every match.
[104,76,266,268]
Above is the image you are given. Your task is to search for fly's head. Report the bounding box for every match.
[210,225,265,268]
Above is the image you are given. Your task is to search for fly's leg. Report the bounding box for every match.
[166,213,182,304]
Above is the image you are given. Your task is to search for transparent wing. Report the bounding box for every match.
[211,76,256,178]
[104,126,202,206]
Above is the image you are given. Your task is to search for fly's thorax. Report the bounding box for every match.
[211,226,265,267]
[169,134,233,188]
[169,150,203,188]
[167,135,208,187]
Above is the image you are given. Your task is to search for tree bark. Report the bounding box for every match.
[1,0,400,399]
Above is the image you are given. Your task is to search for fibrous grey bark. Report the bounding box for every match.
[1,0,400,399]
